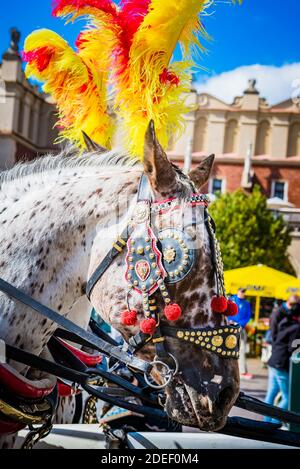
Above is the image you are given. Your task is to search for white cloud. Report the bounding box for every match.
[195,63,300,105]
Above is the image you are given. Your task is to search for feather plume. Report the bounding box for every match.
[23,29,113,149]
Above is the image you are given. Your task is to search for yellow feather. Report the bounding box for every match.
[114,0,240,158]
[24,29,114,150]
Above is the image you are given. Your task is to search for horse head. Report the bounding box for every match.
[90,121,240,431]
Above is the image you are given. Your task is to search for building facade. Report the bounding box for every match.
[1,29,300,274]
[0,28,58,170]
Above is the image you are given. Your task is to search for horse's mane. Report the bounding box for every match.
[0,145,140,187]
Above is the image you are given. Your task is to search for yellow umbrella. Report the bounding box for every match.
[275,279,300,300]
[224,264,300,324]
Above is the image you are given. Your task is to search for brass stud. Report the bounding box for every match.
[190,338,195,343]
[179,266,184,272]
[207,331,212,336]
[129,265,134,270]
[129,256,133,262]
[225,335,237,350]
[134,280,138,286]
[213,330,218,335]
[212,336,223,347]
[197,331,202,336]
[149,253,155,260]
[127,274,132,280]
[202,332,207,337]
[224,328,229,333]
[212,346,216,351]
[191,332,196,337]
[162,292,168,297]
[218,329,223,334]
[201,342,206,347]
[205,337,209,343]
[169,272,175,278]
[217,348,222,354]
[222,351,226,356]
[161,285,166,291]
[165,298,171,304]
[185,331,190,336]
[206,344,211,349]
[183,254,189,260]
[177,331,184,339]
[184,336,189,341]
[175,270,179,276]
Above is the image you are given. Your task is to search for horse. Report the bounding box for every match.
[0,122,239,448]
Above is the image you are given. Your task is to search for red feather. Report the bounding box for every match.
[113,1,150,78]
[22,47,54,72]
[52,0,116,17]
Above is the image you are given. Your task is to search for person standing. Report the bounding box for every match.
[264,302,300,423]
[270,295,299,342]
[228,288,253,379]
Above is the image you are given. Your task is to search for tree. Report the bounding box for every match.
[209,186,295,275]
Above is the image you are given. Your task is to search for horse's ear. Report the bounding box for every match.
[82,131,107,153]
[188,154,215,189]
[143,120,177,195]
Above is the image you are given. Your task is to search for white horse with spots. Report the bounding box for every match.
[0,124,239,448]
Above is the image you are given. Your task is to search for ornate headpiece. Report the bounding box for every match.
[23,0,241,158]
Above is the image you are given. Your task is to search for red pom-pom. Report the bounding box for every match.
[140,318,157,335]
[225,300,239,317]
[211,296,228,313]
[121,310,137,326]
[164,303,182,321]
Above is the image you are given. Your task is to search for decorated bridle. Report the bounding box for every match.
[87,173,241,388]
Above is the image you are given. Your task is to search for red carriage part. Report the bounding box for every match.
[57,381,81,398]
[0,364,55,400]
[0,419,25,435]
[57,339,102,367]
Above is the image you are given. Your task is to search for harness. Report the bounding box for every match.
[87,174,241,387]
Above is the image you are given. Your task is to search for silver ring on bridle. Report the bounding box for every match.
[144,353,179,390]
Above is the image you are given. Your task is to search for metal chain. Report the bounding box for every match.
[21,417,53,450]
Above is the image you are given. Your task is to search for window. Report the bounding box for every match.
[224,120,238,154]
[193,117,208,152]
[288,123,300,156]
[272,181,287,201]
[211,178,224,195]
[255,120,271,155]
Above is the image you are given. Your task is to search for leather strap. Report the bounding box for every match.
[86,226,130,300]
[0,277,151,374]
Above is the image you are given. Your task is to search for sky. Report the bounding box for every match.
[1,0,300,104]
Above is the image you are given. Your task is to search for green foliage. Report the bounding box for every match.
[209,186,295,275]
